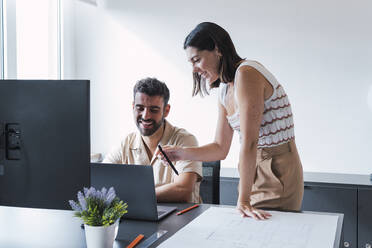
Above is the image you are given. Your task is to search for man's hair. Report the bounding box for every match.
[184,22,243,97]
[133,77,170,107]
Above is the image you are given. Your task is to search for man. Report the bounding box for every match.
[104,77,202,203]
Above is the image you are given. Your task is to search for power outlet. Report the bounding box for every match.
[0,123,4,161]
[6,124,21,160]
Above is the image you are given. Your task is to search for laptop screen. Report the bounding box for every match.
[90,163,159,221]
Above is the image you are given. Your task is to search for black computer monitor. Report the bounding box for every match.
[0,80,90,210]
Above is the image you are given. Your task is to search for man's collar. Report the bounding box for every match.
[159,119,173,146]
[129,132,142,150]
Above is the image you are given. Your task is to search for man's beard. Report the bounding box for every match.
[136,117,164,136]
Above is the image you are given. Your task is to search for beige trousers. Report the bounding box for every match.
[249,139,304,211]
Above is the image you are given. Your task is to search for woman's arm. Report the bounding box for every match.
[235,65,271,219]
[157,102,234,162]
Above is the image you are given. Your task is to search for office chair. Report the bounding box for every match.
[200,161,220,204]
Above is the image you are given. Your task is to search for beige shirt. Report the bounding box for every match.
[103,120,202,203]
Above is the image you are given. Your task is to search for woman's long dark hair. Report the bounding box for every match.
[184,22,243,97]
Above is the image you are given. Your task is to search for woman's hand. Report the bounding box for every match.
[155,145,185,164]
[237,201,272,220]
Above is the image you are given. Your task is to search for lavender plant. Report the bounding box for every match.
[69,186,128,226]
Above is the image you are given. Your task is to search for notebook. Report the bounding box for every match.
[90,163,177,221]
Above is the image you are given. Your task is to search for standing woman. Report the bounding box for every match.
[159,22,303,219]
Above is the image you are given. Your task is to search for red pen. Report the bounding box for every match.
[176,204,199,215]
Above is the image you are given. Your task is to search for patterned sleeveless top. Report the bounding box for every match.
[219,60,295,148]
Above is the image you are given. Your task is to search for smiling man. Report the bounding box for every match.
[103,77,202,203]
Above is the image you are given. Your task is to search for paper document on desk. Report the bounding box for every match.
[158,207,338,248]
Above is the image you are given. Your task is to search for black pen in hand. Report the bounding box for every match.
[157,144,179,175]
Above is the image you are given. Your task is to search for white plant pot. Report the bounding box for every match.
[84,220,119,248]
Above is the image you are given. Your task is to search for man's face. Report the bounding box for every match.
[133,92,170,136]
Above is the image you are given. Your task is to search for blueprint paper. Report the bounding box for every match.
[158,207,338,248]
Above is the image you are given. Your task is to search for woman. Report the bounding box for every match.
[159,22,303,220]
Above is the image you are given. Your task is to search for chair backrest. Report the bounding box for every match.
[200,161,220,204]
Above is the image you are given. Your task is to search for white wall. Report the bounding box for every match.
[69,0,372,174]
[2,0,60,79]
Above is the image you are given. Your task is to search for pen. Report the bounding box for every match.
[176,204,199,215]
[126,234,144,248]
[157,144,179,175]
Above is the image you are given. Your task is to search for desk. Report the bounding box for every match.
[0,203,343,248]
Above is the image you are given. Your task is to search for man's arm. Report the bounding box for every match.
[155,172,198,203]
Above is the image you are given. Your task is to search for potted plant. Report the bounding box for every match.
[69,186,128,248]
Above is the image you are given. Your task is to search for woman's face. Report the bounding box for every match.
[185,46,221,85]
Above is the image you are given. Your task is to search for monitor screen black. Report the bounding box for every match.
[0,80,90,209]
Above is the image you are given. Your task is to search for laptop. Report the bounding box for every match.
[90,163,177,221]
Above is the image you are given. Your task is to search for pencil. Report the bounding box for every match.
[157,144,179,175]
[126,234,144,248]
[176,204,199,215]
